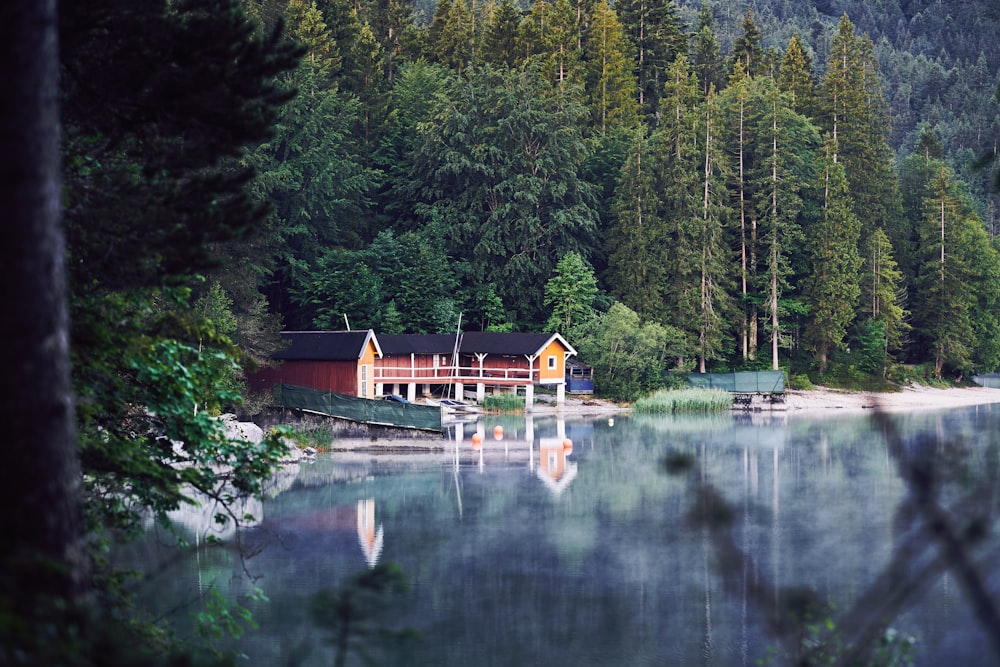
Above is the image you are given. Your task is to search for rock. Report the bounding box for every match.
[219,413,264,444]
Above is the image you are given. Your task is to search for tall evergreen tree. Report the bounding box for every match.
[606,127,666,320]
[911,166,990,376]
[802,140,861,372]
[518,0,583,84]
[689,2,724,97]
[777,34,818,120]
[819,15,904,252]
[751,79,815,370]
[367,0,418,80]
[544,251,599,332]
[616,0,685,125]
[651,55,705,369]
[718,65,760,362]
[480,0,521,67]
[584,0,639,134]
[861,226,909,357]
[731,7,764,79]
[428,0,475,73]
[407,64,599,324]
[693,85,733,372]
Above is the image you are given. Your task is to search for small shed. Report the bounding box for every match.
[248,330,382,398]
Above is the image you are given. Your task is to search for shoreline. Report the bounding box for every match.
[782,384,1000,414]
[318,386,1000,453]
[530,384,1000,416]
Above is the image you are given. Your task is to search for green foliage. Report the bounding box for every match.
[787,373,814,390]
[572,301,686,401]
[482,394,525,413]
[858,318,888,376]
[407,63,600,324]
[544,252,599,332]
[61,0,300,290]
[632,388,732,413]
[194,587,266,646]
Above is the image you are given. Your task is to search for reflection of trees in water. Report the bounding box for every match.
[307,562,418,667]
[676,410,1000,665]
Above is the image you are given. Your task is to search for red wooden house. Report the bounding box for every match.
[247,330,382,398]
[375,331,577,406]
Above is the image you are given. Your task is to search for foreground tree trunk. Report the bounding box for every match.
[0,0,87,601]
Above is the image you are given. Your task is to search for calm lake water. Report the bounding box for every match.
[124,405,1000,666]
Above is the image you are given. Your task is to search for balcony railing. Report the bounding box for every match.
[374,364,536,384]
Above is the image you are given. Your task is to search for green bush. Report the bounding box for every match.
[632,388,732,414]
[482,394,525,413]
[787,374,814,390]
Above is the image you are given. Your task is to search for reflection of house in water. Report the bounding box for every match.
[356,498,383,568]
[536,436,577,496]
[452,415,578,496]
[274,499,384,568]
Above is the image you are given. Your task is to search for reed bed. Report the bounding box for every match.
[632,388,732,414]
[482,394,525,413]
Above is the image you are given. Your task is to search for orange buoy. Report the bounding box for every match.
[493,425,504,441]
[471,432,483,450]
[562,438,573,454]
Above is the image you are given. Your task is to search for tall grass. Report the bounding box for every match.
[482,394,525,413]
[632,388,732,414]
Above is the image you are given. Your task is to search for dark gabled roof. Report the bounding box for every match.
[377,334,458,356]
[274,330,381,361]
[459,332,576,356]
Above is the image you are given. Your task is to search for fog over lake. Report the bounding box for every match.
[123,405,1000,666]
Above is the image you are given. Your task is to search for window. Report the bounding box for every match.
[547,355,557,370]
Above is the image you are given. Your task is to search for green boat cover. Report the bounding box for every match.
[687,370,785,393]
[274,384,443,432]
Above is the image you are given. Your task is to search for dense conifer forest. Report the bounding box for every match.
[59,0,1000,414]
[191,0,1000,391]
[7,0,1000,661]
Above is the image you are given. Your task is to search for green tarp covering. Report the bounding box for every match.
[687,370,785,393]
[275,384,443,432]
[973,374,1000,389]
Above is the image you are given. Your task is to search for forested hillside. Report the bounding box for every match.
[68,0,1000,402]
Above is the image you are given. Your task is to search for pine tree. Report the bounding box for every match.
[652,54,704,369]
[429,0,475,73]
[689,3,724,97]
[615,0,685,125]
[819,15,904,252]
[693,85,733,372]
[518,0,583,85]
[366,0,418,81]
[802,140,861,372]
[544,251,599,331]
[731,8,764,78]
[861,227,909,356]
[718,64,759,361]
[912,166,980,377]
[480,0,520,67]
[777,34,818,120]
[287,0,341,83]
[584,0,639,134]
[751,79,813,370]
[606,128,667,320]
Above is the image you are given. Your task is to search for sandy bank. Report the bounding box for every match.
[783,384,1000,414]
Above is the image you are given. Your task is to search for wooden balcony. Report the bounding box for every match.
[374,363,537,386]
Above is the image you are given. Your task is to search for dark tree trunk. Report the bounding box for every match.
[0,0,87,600]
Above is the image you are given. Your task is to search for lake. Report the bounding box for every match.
[124,405,1000,666]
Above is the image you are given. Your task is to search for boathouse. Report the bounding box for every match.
[248,329,381,398]
[375,331,577,407]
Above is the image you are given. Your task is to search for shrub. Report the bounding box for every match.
[632,388,732,414]
[482,394,525,413]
